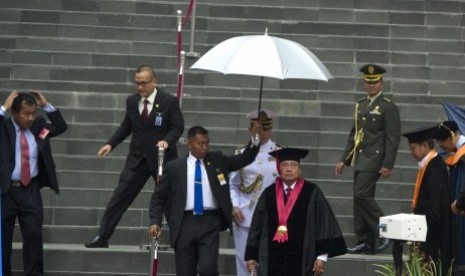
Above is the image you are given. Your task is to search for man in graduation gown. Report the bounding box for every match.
[433,121,465,274]
[245,148,347,276]
[392,127,452,275]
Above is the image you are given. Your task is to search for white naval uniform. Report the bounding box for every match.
[230,140,281,276]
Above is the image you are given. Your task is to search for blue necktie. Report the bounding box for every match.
[194,159,203,215]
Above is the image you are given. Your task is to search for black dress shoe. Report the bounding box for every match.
[347,243,375,254]
[376,238,390,253]
[85,235,109,248]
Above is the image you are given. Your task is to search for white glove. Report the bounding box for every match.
[250,134,260,147]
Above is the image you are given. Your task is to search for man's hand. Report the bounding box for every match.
[251,135,260,147]
[379,167,392,178]
[246,260,257,273]
[232,207,245,225]
[149,224,161,238]
[157,140,168,149]
[3,90,19,111]
[29,90,48,107]
[313,259,326,276]
[451,200,460,215]
[335,162,345,176]
[97,144,112,159]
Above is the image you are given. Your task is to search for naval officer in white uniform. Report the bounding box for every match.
[230,109,285,276]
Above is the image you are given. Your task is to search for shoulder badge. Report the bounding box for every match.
[382,96,392,103]
[358,97,367,103]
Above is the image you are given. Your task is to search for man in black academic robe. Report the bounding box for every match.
[394,127,452,275]
[245,148,347,276]
[433,121,465,273]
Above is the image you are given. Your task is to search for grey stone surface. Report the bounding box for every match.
[425,1,461,13]
[390,25,426,39]
[426,13,463,26]
[389,12,425,25]
[388,0,424,11]
[2,0,465,274]
[427,26,462,40]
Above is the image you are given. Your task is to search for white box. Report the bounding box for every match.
[379,213,427,242]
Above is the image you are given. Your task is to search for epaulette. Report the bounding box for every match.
[382,96,392,103]
[358,97,367,103]
[235,145,247,155]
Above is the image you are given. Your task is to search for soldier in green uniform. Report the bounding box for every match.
[335,64,401,254]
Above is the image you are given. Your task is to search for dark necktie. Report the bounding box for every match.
[20,129,31,186]
[364,98,370,113]
[194,159,203,215]
[284,187,292,204]
[141,99,149,122]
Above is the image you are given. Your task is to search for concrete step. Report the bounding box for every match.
[1,49,179,71]
[41,182,413,213]
[10,242,394,276]
[50,153,420,184]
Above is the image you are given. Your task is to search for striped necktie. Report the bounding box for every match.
[20,129,31,186]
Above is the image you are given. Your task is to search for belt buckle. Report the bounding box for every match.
[11,181,21,188]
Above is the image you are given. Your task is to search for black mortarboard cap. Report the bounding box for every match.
[269,147,309,163]
[432,120,459,140]
[402,126,435,144]
[360,64,386,82]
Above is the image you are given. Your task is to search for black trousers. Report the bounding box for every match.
[174,211,222,276]
[2,181,43,276]
[98,161,152,239]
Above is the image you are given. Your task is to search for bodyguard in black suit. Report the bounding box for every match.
[149,126,260,276]
[0,91,67,276]
[85,64,184,248]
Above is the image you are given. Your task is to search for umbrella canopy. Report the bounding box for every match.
[190,31,333,81]
[440,101,465,134]
[190,31,333,112]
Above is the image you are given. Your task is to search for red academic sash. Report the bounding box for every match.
[273,177,304,243]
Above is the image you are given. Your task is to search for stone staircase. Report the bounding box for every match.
[1,0,464,275]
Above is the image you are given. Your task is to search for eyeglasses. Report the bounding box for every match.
[134,79,153,86]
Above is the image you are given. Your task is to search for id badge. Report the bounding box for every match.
[155,113,163,126]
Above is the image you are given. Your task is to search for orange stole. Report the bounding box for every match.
[412,150,436,209]
[445,145,465,166]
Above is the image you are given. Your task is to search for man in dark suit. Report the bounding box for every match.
[85,64,184,248]
[0,90,67,276]
[149,126,260,276]
[335,64,401,254]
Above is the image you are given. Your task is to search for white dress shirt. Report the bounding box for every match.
[185,153,218,211]
[138,88,157,115]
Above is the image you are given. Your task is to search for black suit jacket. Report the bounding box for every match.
[149,144,260,247]
[107,88,184,174]
[0,109,67,194]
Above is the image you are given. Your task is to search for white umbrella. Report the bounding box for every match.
[190,30,333,111]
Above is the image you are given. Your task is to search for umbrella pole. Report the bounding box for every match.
[258,76,264,113]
